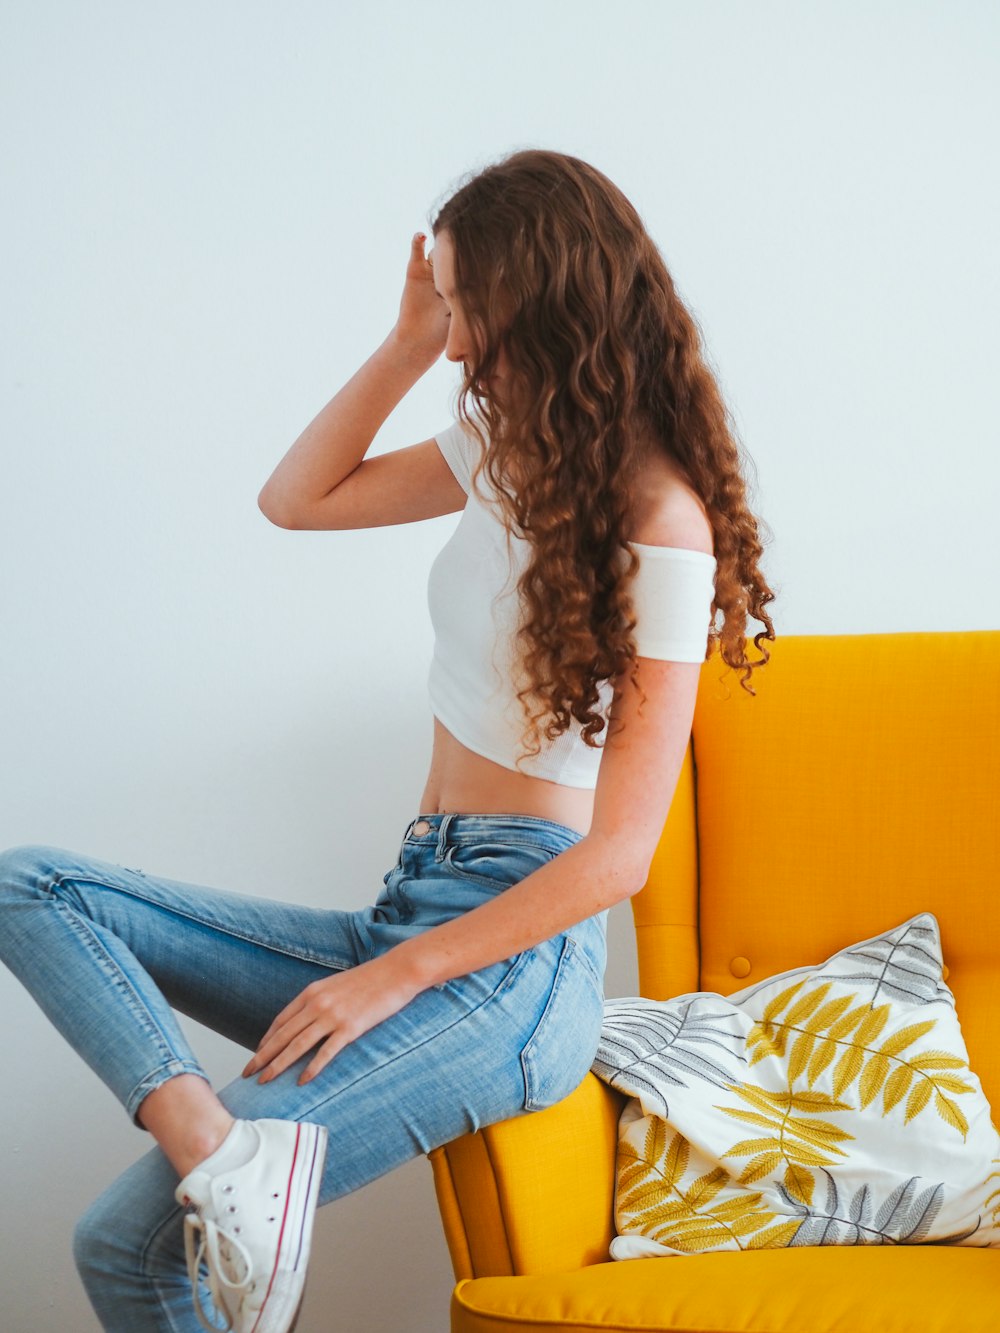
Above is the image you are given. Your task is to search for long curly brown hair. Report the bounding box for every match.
[429,148,776,774]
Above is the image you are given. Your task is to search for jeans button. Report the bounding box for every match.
[412,820,431,836]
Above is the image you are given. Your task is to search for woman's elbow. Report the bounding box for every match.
[257,487,300,529]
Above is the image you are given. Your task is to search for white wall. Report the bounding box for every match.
[1,2,996,1329]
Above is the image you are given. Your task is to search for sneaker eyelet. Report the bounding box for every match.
[223,1184,234,1193]
[227,1205,237,1213]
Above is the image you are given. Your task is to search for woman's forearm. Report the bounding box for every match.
[389,834,646,992]
[257,328,439,526]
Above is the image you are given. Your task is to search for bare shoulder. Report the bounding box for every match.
[627,453,714,557]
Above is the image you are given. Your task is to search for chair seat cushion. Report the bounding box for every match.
[451,1246,1000,1332]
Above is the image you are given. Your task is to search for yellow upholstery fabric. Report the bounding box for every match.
[427,630,1000,1330]
[690,631,1000,1112]
[430,1073,628,1281]
[450,1247,998,1331]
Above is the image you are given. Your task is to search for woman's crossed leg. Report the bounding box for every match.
[0,842,570,1331]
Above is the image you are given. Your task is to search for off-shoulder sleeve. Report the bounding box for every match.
[434,419,479,496]
[627,543,717,661]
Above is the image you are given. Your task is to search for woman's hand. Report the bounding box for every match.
[241,952,425,1086]
[392,232,449,360]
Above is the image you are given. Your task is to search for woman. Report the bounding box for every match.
[0,148,774,1332]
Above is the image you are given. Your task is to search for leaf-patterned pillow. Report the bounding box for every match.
[592,912,1000,1257]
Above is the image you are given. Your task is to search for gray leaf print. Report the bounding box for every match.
[827,915,953,1009]
[593,997,746,1119]
[773,1167,982,1246]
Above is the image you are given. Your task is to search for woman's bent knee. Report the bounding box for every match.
[72,1193,118,1281]
[0,843,65,894]
[0,847,63,958]
[73,1161,184,1279]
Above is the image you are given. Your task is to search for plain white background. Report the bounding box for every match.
[1,2,997,1329]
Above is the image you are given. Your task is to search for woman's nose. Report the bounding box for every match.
[445,331,466,363]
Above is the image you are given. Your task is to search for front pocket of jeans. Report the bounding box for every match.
[519,934,604,1113]
[443,841,552,892]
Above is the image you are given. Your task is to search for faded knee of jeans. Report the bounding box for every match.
[72,1195,119,1281]
[0,845,109,922]
[0,847,63,961]
[0,844,63,898]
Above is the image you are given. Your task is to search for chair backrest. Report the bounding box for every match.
[633,629,1000,1111]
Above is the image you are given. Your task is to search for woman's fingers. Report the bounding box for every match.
[243,980,351,1081]
[395,232,447,356]
[409,231,437,284]
[299,1032,346,1085]
[240,956,422,1086]
[242,1003,308,1077]
[262,988,307,1043]
[255,1017,331,1084]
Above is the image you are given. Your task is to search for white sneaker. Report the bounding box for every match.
[174,1117,328,1333]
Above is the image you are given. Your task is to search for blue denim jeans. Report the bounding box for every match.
[0,812,608,1332]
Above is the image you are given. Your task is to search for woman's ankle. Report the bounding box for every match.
[137,1073,236,1177]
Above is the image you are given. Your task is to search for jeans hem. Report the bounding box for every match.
[127,1060,210,1130]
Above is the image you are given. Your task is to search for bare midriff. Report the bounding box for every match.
[417,717,595,837]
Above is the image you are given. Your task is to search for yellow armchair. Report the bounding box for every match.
[428,629,1000,1332]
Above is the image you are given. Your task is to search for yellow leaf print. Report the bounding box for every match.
[858,1053,892,1108]
[855,1003,892,1046]
[746,1220,803,1248]
[882,1065,914,1112]
[911,1052,967,1071]
[933,1090,969,1138]
[785,982,833,1028]
[881,1021,936,1057]
[905,1078,933,1121]
[827,1001,869,1042]
[788,1030,819,1083]
[738,1151,784,1183]
[761,980,808,1024]
[783,1161,814,1206]
[831,1044,865,1097]
[806,1038,839,1086]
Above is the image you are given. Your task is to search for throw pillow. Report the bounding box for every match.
[592,912,1000,1257]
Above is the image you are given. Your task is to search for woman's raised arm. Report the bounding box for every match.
[257,233,453,529]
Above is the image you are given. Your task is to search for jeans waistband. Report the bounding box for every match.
[404,811,585,855]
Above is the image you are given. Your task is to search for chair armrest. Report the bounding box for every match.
[428,1072,627,1280]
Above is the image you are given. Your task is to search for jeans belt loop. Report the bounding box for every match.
[435,813,455,863]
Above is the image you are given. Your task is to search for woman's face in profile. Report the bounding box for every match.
[429,229,508,390]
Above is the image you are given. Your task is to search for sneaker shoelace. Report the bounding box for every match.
[182,1208,257,1333]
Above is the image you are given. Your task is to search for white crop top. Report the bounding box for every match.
[427,416,717,789]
